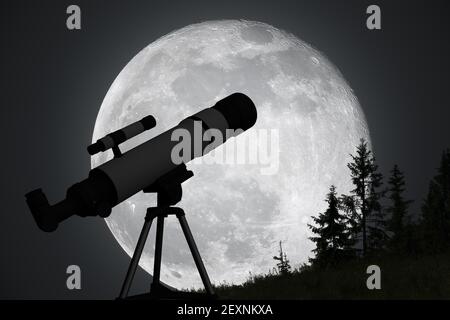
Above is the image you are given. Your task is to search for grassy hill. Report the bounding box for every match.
[206,252,450,299]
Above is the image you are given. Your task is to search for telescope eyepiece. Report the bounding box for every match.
[26,189,59,232]
[87,142,104,155]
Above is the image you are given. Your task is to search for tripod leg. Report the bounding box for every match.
[119,213,155,299]
[151,215,165,288]
[177,213,215,296]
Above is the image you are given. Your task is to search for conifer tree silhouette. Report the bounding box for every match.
[421,149,450,253]
[346,139,386,257]
[339,194,360,256]
[367,201,389,253]
[273,241,291,275]
[386,164,413,252]
[308,186,349,267]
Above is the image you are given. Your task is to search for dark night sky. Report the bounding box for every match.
[1,0,449,299]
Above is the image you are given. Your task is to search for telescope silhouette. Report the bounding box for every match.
[25,93,257,232]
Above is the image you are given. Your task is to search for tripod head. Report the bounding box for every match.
[143,164,193,207]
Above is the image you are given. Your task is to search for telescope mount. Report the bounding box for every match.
[117,164,216,300]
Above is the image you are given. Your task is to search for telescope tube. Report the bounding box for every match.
[25,93,257,232]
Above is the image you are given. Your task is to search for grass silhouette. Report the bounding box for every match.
[193,252,450,299]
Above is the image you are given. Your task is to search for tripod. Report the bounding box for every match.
[118,164,216,300]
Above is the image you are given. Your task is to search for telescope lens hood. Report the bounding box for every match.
[212,92,257,131]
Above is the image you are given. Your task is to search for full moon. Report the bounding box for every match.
[91,20,370,289]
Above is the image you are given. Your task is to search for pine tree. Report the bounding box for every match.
[339,194,360,256]
[308,185,349,267]
[386,165,413,252]
[272,241,291,275]
[345,138,386,257]
[421,149,450,253]
[367,205,389,253]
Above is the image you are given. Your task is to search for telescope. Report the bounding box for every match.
[25,92,257,299]
[25,92,257,232]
